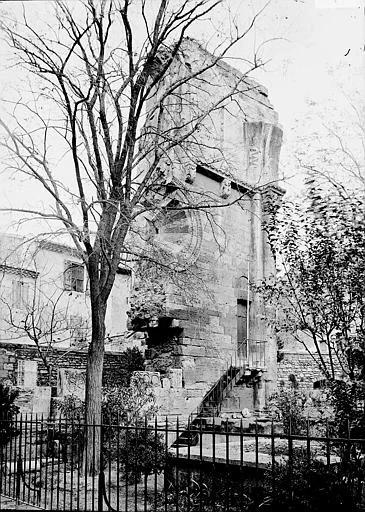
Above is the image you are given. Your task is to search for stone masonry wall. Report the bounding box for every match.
[138,40,284,420]
[159,180,281,418]
[0,343,131,388]
[277,352,344,393]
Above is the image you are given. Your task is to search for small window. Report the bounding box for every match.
[313,379,330,390]
[12,280,30,308]
[237,299,248,342]
[64,261,84,292]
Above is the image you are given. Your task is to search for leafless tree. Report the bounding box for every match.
[0,0,269,473]
[0,281,90,386]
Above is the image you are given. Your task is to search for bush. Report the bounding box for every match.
[55,373,164,477]
[103,425,166,482]
[102,373,158,425]
[268,387,307,434]
[56,394,84,421]
[160,469,268,512]
[48,395,85,465]
[329,380,365,438]
[268,384,335,436]
[0,381,19,446]
[120,347,145,385]
[101,375,165,481]
[266,448,361,512]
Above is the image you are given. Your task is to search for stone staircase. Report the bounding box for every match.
[171,366,263,447]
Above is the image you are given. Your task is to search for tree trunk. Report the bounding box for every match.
[84,300,106,476]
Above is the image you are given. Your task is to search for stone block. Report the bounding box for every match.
[162,377,171,389]
[17,360,38,389]
[182,369,198,385]
[57,368,86,399]
[168,369,182,388]
[205,348,220,358]
[180,356,195,368]
[133,371,161,388]
[32,386,51,416]
[186,388,204,399]
[176,345,206,357]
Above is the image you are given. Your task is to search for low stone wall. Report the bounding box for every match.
[0,343,136,388]
[133,369,204,422]
[277,352,343,392]
[0,347,16,381]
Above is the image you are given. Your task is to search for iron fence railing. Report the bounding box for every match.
[237,338,266,369]
[0,414,364,511]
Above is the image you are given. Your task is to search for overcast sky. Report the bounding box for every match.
[229,0,364,191]
[0,0,363,233]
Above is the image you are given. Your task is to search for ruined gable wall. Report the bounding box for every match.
[140,40,283,419]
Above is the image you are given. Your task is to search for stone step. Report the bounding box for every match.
[171,430,199,448]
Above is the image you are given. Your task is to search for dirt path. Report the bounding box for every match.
[0,494,43,510]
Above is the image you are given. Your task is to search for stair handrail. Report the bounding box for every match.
[194,363,240,419]
[237,338,267,368]
[190,339,268,424]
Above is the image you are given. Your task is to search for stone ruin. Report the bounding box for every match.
[128,39,284,421]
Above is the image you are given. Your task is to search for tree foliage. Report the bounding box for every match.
[261,179,365,385]
[267,449,361,512]
[0,381,19,446]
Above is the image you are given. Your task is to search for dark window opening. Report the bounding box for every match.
[64,261,84,292]
[237,299,248,342]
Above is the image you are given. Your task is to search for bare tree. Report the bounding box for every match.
[0,239,91,385]
[0,283,90,386]
[0,0,268,473]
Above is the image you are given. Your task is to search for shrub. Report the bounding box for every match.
[120,347,145,385]
[56,394,85,421]
[329,380,365,438]
[103,425,166,483]
[102,373,159,425]
[266,448,361,512]
[268,387,307,434]
[160,469,267,512]
[55,373,164,477]
[101,375,165,481]
[49,394,85,465]
[0,381,19,446]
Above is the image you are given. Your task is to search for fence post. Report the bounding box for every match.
[288,415,293,506]
[16,455,22,505]
[98,469,104,512]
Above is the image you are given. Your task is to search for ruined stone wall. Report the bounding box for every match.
[134,39,284,420]
[157,178,281,417]
[0,343,133,388]
[277,352,344,393]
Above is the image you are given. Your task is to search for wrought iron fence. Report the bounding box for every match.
[0,414,364,511]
